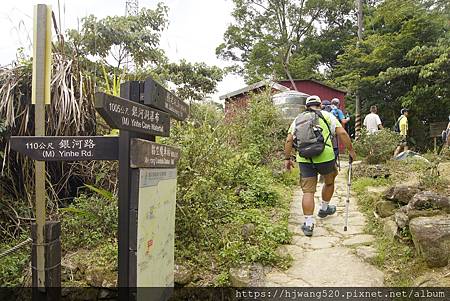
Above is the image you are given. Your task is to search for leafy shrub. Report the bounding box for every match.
[60,188,117,251]
[0,235,30,286]
[417,154,450,192]
[439,147,450,161]
[354,129,402,164]
[219,208,291,265]
[229,91,288,164]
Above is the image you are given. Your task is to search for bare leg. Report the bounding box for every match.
[394,146,402,157]
[322,171,337,202]
[322,182,335,202]
[302,192,315,215]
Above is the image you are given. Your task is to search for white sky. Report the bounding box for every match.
[0,0,245,101]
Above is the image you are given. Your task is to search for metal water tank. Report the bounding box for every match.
[272,91,310,120]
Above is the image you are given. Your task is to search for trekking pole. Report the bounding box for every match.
[336,137,341,171]
[344,155,353,231]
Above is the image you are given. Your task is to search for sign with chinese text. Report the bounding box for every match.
[143,78,189,121]
[130,139,180,169]
[95,92,170,136]
[10,136,119,161]
[430,122,448,138]
[136,168,176,292]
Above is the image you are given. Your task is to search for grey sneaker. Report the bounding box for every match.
[318,204,336,218]
[301,223,314,237]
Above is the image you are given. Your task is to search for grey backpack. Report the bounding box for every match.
[293,110,332,158]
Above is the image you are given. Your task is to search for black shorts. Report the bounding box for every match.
[299,160,337,178]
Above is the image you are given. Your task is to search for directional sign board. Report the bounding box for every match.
[10,136,119,161]
[130,139,180,169]
[430,122,448,138]
[95,92,170,136]
[143,78,189,121]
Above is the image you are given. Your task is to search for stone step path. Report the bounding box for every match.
[265,163,384,286]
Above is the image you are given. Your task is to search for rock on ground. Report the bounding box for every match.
[285,247,384,286]
[355,246,378,261]
[230,264,264,287]
[375,201,397,218]
[413,265,450,287]
[394,209,409,229]
[174,264,193,285]
[384,185,420,205]
[408,191,450,213]
[382,217,398,241]
[409,215,450,268]
[342,234,375,246]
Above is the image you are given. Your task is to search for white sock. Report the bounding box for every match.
[321,201,329,211]
[305,215,314,227]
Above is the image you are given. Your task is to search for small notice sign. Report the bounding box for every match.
[130,139,180,169]
[10,136,119,161]
[430,122,448,138]
[95,92,170,136]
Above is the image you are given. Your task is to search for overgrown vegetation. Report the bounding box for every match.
[165,93,294,285]
[352,154,450,286]
[0,235,31,286]
[354,129,402,164]
[353,176,428,286]
[0,1,225,249]
[0,94,295,286]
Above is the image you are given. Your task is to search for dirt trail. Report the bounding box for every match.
[265,162,384,286]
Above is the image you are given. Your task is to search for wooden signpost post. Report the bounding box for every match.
[11,77,187,301]
[31,3,53,298]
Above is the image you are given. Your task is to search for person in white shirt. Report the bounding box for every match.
[363,105,383,134]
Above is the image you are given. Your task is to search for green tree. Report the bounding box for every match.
[216,0,332,83]
[334,0,449,149]
[216,0,359,83]
[67,3,169,68]
[162,60,224,101]
[302,0,358,71]
[66,3,224,102]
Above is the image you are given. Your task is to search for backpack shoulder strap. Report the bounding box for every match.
[313,111,332,145]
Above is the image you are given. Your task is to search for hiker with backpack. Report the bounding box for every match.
[331,98,350,126]
[284,95,357,237]
[393,108,410,157]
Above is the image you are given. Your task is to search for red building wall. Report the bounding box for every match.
[223,80,348,152]
[224,95,250,117]
[278,80,347,112]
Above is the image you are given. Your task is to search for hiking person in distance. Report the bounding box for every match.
[394,108,410,157]
[442,115,450,147]
[331,98,350,126]
[322,99,332,112]
[284,95,357,237]
[330,98,350,160]
[363,105,383,134]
